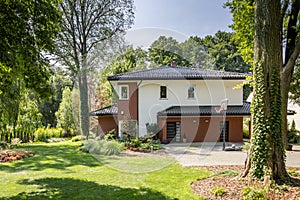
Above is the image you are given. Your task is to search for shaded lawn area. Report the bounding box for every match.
[0,141,210,200]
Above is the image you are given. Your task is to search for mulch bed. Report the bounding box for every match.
[191,165,300,200]
[0,149,34,162]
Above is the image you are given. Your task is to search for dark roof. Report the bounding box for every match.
[108,66,247,81]
[89,104,117,116]
[157,102,251,116]
[89,102,296,117]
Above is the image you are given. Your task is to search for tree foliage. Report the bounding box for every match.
[0,0,61,96]
[56,87,76,134]
[147,33,249,72]
[180,36,214,69]
[199,31,251,72]
[226,0,254,65]
[226,0,300,150]
[148,36,191,67]
[55,0,134,137]
[97,46,147,106]
[38,73,73,127]
[0,0,61,143]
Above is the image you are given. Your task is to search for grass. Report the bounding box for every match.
[0,141,211,199]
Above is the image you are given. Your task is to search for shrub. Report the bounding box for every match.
[104,129,118,141]
[0,141,9,150]
[288,120,300,144]
[84,140,104,154]
[102,140,124,155]
[151,144,163,150]
[243,118,250,138]
[140,143,150,150]
[10,138,22,147]
[45,138,66,143]
[211,186,226,197]
[242,186,268,200]
[130,137,142,148]
[34,127,64,142]
[83,140,124,156]
[71,135,86,142]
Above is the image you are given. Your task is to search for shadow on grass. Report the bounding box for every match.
[0,143,101,172]
[0,177,173,200]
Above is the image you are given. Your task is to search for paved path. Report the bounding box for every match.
[164,142,300,167]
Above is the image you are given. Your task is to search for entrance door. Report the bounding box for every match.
[167,122,181,142]
[220,121,229,142]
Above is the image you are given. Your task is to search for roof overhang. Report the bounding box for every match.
[89,104,118,116]
[157,102,251,117]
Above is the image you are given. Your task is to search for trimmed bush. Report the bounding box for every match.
[34,128,64,142]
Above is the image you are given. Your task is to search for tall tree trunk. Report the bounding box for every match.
[242,0,289,183]
[282,0,300,150]
[78,56,89,139]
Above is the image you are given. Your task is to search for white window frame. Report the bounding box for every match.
[188,85,195,99]
[119,85,129,100]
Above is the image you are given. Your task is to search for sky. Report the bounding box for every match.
[125,0,233,47]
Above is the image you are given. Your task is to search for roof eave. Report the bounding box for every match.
[107,77,246,81]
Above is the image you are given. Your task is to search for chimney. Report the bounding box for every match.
[171,61,176,66]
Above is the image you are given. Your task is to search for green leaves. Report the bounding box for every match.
[0,0,61,96]
[55,87,76,134]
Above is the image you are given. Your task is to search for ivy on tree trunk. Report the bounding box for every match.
[243,0,289,183]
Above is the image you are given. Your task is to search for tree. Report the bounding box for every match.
[199,31,251,73]
[226,0,300,150]
[55,0,134,138]
[97,46,147,106]
[0,0,61,96]
[38,72,73,127]
[180,36,214,69]
[148,36,191,67]
[249,0,288,182]
[0,0,60,142]
[231,0,300,183]
[56,87,76,135]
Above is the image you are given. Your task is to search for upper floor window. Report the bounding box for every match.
[188,85,195,99]
[120,85,129,100]
[160,86,167,99]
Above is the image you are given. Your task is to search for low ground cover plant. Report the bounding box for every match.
[211,186,226,197]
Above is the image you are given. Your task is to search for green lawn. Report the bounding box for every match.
[0,141,210,200]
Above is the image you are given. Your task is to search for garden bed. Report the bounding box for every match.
[191,165,300,200]
[0,149,34,162]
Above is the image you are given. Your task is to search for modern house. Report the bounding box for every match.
[90,65,251,143]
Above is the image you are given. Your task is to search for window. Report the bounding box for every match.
[120,85,128,100]
[188,85,195,99]
[160,86,167,99]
